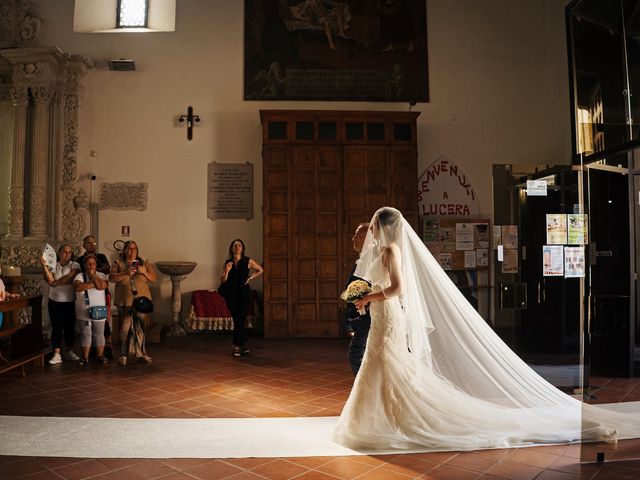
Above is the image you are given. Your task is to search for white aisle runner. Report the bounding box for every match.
[2,402,639,459]
[0,416,366,458]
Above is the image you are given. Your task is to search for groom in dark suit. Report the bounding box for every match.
[344,223,371,375]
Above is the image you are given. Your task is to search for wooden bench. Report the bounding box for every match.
[0,295,49,376]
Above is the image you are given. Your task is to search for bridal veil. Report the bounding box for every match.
[353,207,640,443]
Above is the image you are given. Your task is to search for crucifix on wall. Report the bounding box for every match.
[177,106,200,140]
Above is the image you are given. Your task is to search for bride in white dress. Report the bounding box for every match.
[333,207,639,452]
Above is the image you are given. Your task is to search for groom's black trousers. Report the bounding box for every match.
[348,316,371,375]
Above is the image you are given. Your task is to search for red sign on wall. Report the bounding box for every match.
[418,156,479,217]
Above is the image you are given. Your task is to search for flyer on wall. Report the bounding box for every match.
[543,245,564,276]
[472,223,490,248]
[438,253,453,270]
[502,248,518,273]
[493,226,502,249]
[476,248,489,267]
[455,223,474,251]
[501,225,518,249]
[423,219,440,242]
[564,246,585,278]
[464,250,477,268]
[546,214,567,244]
[567,214,588,245]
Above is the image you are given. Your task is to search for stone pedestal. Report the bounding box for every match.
[155,262,197,337]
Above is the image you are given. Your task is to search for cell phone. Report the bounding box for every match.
[132,260,140,270]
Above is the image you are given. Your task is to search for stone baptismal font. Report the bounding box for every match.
[155,261,197,336]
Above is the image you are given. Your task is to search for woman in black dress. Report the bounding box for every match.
[219,239,264,357]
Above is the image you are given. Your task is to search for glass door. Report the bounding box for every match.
[581,151,639,464]
[493,165,584,394]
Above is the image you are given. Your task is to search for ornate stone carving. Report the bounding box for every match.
[19,276,43,297]
[30,84,54,104]
[28,185,47,236]
[99,183,149,211]
[0,244,43,271]
[0,0,41,48]
[73,188,89,209]
[0,47,93,253]
[61,187,87,242]
[7,186,24,236]
[62,94,78,185]
[9,85,28,105]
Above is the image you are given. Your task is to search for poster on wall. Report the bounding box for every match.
[493,226,502,248]
[244,0,429,102]
[464,250,477,268]
[438,253,452,270]
[543,245,564,276]
[564,246,585,278]
[473,223,489,248]
[546,214,567,244]
[455,223,474,250]
[502,249,518,274]
[501,225,518,249]
[423,219,439,242]
[476,248,489,267]
[567,214,588,245]
[526,179,548,196]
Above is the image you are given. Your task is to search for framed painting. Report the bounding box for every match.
[244,0,429,102]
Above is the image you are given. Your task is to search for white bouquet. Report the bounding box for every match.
[340,280,372,315]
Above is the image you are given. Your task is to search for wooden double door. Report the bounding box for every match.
[261,110,419,338]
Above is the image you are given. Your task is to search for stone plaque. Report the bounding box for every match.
[99,182,148,211]
[208,162,253,220]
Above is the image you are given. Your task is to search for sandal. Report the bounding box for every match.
[137,355,152,364]
[98,356,109,365]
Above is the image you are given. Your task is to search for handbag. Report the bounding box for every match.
[133,295,153,313]
[128,270,153,313]
[84,274,108,320]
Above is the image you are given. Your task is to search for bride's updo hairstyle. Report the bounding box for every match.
[373,207,402,247]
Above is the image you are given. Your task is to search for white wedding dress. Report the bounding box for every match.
[333,207,640,452]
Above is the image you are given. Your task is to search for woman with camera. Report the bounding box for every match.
[74,255,109,366]
[109,240,157,365]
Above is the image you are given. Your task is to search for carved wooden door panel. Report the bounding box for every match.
[341,146,418,282]
[263,145,291,337]
[342,146,387,277]
[291,145,341,337]
[261,110,419,338]
[389,147,419,227]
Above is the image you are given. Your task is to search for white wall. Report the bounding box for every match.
[30,0,572,325]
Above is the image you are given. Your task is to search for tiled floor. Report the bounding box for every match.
[0,334,639,480]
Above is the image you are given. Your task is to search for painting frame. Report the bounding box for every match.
[244,0,429,102]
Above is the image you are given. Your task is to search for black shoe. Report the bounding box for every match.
[241,347,250,355]
[232,346,241,357]
[78,357,89,366]
[103,345,114,360]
